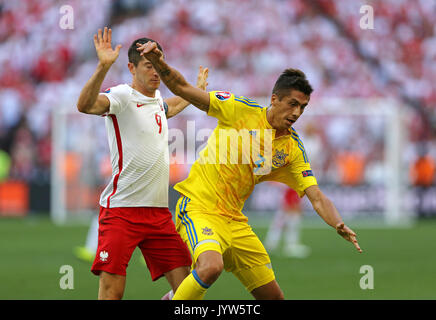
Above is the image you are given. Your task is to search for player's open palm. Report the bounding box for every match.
[196,66,209,90]
[94,27,122,67]
[336,222,362,253]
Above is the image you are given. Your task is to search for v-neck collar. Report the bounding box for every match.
[129,84,161,102]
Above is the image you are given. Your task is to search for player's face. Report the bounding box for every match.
[129,57,161,92]
[270,90,309,130]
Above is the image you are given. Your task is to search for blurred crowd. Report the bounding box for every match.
[0,0,435,211]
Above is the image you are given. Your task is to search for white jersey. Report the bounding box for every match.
[99,84,169,208]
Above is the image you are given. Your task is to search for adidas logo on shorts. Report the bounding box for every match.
[202,227,214,236]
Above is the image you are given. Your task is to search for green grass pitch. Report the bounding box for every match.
[0,216,435,300]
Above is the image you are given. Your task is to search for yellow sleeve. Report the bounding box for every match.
[207,91,237,126]
[286,135,317,197]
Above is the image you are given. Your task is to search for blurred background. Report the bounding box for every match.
[0,0,435,300]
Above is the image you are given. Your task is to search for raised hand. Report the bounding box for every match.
[336,222,362,253]
[196,66,209,90]
[94,27,122,67]
[136,41,163,61]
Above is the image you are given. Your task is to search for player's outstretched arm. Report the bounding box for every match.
[305,185,362,253]
[77,27,122,115]
[164,65,209,119]
[136,41,210,112]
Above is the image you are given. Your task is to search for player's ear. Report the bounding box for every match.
[270,94,278,106]
[128,62,136,75]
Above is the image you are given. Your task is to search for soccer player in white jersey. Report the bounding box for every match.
[76,27,209,300]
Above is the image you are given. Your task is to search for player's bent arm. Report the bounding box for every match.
[164,96,189,119]
[77,63,111,115]
[137,43,210,112]
[164,66,209,118]
[304,185,343,229]
[156,64,209,112]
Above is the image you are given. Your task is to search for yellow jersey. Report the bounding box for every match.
[174,91,317,222]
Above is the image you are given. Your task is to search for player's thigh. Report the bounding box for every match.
[164,266,191,293]
[91,208,140,276]
[175,197,230,264]
[250,279,284,300]
[98,271,126,300]
[139,209,192,282]
[230,223,276,292]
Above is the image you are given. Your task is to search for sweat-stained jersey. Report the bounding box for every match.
[99,84,169,208]
[174,91,317,222]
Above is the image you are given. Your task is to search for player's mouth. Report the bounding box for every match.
[286,118,295,126]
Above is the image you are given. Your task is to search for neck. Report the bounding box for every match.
[266,106,275,128]
[266,107,289,138]
[131,81,156,98]
[275,129,289,138]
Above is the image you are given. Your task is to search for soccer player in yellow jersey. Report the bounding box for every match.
[136,42,362,300]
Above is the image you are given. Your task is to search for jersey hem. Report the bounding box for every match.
[99,202,169,209]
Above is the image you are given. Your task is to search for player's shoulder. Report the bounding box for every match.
[288,127,310,163]
[288,127,305,147]
[289,127,302,140]
[210,90,233,102]
[233,95,264,111]
[210,91,264,109]
[102,83,132,95]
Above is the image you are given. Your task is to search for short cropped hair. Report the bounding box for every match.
[128,37,163,66]
[272,68,313,99]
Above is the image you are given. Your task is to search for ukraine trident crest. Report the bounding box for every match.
[272,149,288,168]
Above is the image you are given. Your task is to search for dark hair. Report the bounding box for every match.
[128,37,163,66]
[272,68,313,99]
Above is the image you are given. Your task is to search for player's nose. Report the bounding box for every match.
[291,108,301,119]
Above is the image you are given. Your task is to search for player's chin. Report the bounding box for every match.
[150,81,160,89]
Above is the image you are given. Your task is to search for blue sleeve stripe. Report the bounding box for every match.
[291,130,309,163]
[234,98,263,108]
[291,132,304,146]
[236,96,260,105]
[291,135,308,163]
[239,96,257,103]
[291,132,302,143]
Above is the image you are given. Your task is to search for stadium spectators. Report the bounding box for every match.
[0,0,434,213]
[410,144,436,217]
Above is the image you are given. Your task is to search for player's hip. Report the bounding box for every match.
[174,194,248,223]
[175,198,269,268]
[98,205,175,231]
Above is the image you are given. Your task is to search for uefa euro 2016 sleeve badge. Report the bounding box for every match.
[215,91,231,101]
